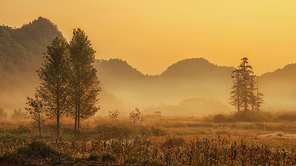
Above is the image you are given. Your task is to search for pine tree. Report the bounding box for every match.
[37,37,69,138]
[68,28,101,137]
[230,57,263,112]
[230,69,243,112]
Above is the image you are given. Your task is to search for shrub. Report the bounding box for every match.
[233,111,272,122]
[277,113,296,122]
[17,140,60,158]
[213,114,227,123]
[88,153,100,161]
[101,152,117,162]
[15,125,31,134]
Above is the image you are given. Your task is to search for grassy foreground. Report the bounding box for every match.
[1,116,296,165]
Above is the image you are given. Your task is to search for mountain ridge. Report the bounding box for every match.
[1,17,296,114]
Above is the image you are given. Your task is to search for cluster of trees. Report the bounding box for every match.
[230,57,264,112]
[26,28,100,138]
[0,108,25,121]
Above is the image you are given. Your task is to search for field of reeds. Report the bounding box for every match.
[1,113,296,165]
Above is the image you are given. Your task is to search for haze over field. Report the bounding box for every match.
[1,1,296,116]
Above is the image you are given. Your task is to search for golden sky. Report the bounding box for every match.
[1,0,296,75]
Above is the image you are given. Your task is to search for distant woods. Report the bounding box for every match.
[26,28,100,138]
[230,57,264,112]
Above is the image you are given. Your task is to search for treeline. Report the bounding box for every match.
[26,28,100,139]
[143,97,231,116]
[0,108,25,121]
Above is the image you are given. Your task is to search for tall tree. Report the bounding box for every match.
[230,57,263,112]
[230,69,243,112]
[68,28,100,137]
[37,37,69,138]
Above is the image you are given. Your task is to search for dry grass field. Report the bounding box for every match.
[1,113,296,165]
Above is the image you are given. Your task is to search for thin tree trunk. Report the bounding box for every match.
[74,100,77,136]
[256,76,259,111]
[77,102,80,138]
[57,88,60,138]
[38,111,41,139]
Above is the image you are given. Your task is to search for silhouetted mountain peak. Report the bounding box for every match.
[161,58,234,78]
[0,16,64,92]
[95,58,144,79]
[260,63,296,81]
[19,17,64,46]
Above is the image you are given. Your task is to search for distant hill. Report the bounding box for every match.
[259,63,296,110]
[0,17,64,109]
[1,17,296,114]
[95,58,235,115]
[161,58,233,78]
[95,58,296,113]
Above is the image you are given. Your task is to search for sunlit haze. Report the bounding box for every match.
[1,0,296,75]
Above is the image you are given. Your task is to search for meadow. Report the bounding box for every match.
[1,112,296,165]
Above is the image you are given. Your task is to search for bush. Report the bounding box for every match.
[101,152,117,162]
[277,113,296,122]
[17,140,60,158]
[213,114,227,123]
[88,153,100,161]
[17,125,31,134]
[233,111,272,122]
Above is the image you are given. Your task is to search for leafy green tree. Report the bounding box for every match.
[68,28,101,136]
[25,94,45,139]
[36,37,69,138]
[230,57,263,112]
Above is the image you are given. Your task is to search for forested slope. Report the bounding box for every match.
[0,17,64,109]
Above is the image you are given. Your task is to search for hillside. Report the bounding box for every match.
[0,17,64,109]
[259,63,296,110]
[1,17,296,114]
[95,58,235,115]
[95,58,296,113]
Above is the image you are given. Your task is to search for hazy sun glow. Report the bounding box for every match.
[1,0,296,75]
